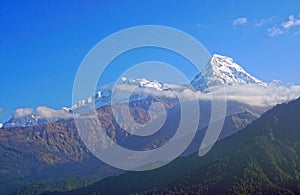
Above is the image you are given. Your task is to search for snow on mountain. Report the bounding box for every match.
[3,78,166,128]
[4,114,39,128]
[3,54,272,128]
[0,123,2,128]
[119,77,164,91]
[191,54,266,91]
[72,77,165,109]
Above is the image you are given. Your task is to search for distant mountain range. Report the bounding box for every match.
[0,98,262,194]
[2,54,268,129]
[47,97,300,195]
[0,53,298,194]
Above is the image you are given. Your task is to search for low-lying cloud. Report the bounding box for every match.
[13,106,72,119]
[14,108,34,118]
[12,83,300,120]
[36,106,72,119]
[110,83,300,107]
[208,84,300,107]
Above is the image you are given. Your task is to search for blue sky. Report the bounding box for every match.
[1,0,300,122]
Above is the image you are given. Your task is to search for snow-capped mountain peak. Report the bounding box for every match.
[3,54,268,128]
[191,54,266,91]
[118,77,163,91]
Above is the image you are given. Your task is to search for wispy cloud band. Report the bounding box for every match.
[268,14,300,36]
[233,17,248,26]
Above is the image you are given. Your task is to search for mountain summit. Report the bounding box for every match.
[191,54,266,91]
[2,54,268,128]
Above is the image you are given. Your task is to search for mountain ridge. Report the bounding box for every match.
[3,53,268,129]
[48,97,300,195]
[0,98,262,194]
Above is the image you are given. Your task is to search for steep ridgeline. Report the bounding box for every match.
[54,98,300,195]
[191,54,265,91]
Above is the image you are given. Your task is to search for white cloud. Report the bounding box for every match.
[36,106,72,119]
[14,108,34,118]
[110,83,300,108]
[282,15,300,30]
[13,106,72,119]
[268,14,300,36]
[11,83,300,121]
[161,84,300,107]
[233,17,247,26]
[211,84,300,107]
[268,27,284,36]
[0,107,2,114]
